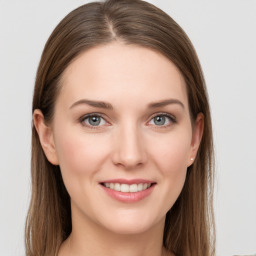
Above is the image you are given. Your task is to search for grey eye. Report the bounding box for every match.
[148,114,175,127]
[88,116,101,126]
[83,115,106,127]
[153,116,166,126]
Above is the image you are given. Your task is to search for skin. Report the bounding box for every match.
[34,42,203,256]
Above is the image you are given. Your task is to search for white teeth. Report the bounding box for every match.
[121,184,129,192]
[103,183,151,192]
[129,184,137,192]
[114,183,121,191]
[137,183,143,191]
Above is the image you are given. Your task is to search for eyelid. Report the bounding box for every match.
[78,112,176,129]
[147,112,177,127]
[79,113,110,128]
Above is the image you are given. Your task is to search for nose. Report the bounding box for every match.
[112,123,147,170]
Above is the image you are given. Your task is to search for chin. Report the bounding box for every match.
[97,209,165,236]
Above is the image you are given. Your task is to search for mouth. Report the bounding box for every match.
[100,180,156,202]
[101,182,154,193]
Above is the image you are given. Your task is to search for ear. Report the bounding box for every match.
[187,113,204,167]
[33,109,59,165]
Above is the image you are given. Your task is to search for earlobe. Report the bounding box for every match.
[33,109,59,165]
[187,113,204,166]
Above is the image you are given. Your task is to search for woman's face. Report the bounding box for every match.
[36,42,202,235]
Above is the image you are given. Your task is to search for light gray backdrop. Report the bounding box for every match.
[0,0,255,255]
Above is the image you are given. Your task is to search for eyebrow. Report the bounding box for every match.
[69,98,184,110]
[70,99,113,110]
[148,99,184,109]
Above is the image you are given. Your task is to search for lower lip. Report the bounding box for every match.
[101,184,156,203]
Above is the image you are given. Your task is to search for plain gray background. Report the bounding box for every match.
[0,0,256,255]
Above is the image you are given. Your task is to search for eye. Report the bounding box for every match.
[81,114,107,127]
[148,113,176,127]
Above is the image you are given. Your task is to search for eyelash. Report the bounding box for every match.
[79,112,177,129]
[79,113,108,129]
[148,112,177,128]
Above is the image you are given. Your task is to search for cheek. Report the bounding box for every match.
[149,130,192,174]
[156,140,189,188]
[153,134,190,206]
[54,128,110,177]
[148,129,191,201]
[53,129,112,206]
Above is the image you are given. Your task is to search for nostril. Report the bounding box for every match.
[111,129,147,168]
[112,151,147,169]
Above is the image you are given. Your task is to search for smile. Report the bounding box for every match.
[102,183,151,193]
[100,179,156,203]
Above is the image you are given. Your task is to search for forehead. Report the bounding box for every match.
[59,42,188,110]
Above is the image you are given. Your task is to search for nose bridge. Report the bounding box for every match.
[112,120,146,169]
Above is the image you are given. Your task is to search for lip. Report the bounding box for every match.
[99,179,156,203]
[100,179,155,184]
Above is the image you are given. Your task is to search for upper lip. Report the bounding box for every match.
[100,179,156,185]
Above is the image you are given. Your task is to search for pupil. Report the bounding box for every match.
[89,116,100,126]
[154,116,165,125]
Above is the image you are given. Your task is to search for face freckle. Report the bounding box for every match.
[51,42,199,236]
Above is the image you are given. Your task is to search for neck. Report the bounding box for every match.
[59,207,170,256]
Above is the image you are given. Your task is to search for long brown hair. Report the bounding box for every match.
[25,0,215,255]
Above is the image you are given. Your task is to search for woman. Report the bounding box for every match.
[25,0,215,255]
